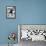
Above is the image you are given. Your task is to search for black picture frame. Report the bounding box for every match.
[6,6,16,19]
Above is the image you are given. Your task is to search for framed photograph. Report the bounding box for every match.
[6,6,16,19]
[18,24,46,42]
